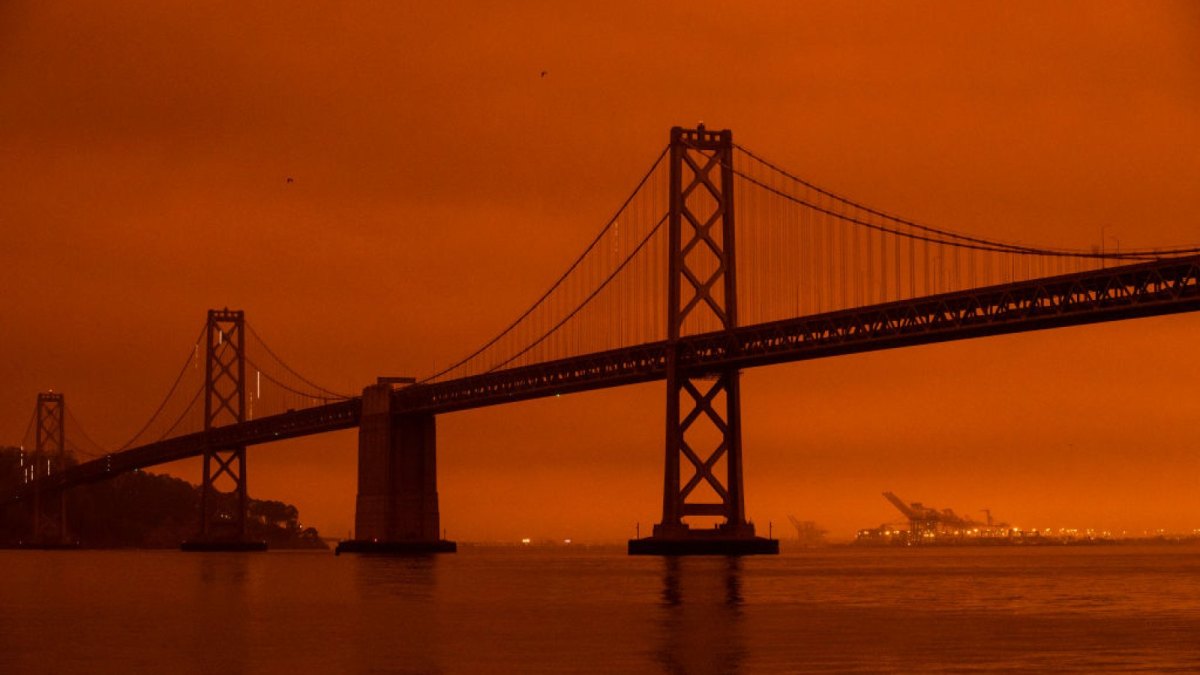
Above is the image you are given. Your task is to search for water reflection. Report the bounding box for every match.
[656,556,747,674]
[352,554,439,600]
[351,555,442,673]
[191,554,252,671]
[197,551,251,586]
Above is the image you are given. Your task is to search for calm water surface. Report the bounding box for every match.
[2,545,1199,673]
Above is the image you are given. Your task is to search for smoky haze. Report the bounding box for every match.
[1,1,1198,542]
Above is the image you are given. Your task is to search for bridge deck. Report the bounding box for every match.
[403,254,1200,412]
[8,254,1199,501]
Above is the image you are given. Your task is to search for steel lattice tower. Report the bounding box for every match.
[196,308,250,543]
[634,126,775,554]
[31,392,66,544]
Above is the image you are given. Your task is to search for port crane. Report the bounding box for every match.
[882,491,994,540]
[786,516,827,547]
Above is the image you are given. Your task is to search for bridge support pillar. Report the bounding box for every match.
[630,125,777,556]
[336,384,455,555]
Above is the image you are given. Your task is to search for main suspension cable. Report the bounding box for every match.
[422,145,670,383]
[483,212,668,375]
[730,166,1190,260]
[64,407,109,456]
[246,356,344,402]
[245,321,349,399]
[18,407,35,450]
[734,144,1200,259]
[115,323,205,452]
[154,383,204,443]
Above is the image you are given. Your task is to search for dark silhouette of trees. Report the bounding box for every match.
[0,447,325,548]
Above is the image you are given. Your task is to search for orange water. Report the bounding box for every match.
[2,545,1199,673]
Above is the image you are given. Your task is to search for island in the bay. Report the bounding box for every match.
[0,446,325,548]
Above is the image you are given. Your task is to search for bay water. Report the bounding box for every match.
[2,545,1199,673]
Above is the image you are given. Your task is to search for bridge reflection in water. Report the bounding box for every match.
[656,556,746,672]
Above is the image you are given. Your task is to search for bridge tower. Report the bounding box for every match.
[630,125,777,555]
[28,392,70,546]
[182,309,265,551]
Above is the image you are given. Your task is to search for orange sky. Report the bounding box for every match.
[2,1,1198,542]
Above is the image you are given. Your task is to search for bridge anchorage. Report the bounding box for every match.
[628,125,777,555]
[335,382,454,555]
[181,309,266,552]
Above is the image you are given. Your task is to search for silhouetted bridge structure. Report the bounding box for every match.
[6,126,1200,554]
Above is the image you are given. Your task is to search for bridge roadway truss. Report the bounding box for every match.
[5,253,1200,504]
[410,253,1200,411]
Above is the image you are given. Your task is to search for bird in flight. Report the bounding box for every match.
[540,70,548,78]
[286,177,294,184]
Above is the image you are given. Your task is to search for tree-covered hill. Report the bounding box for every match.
[1,446,325,548]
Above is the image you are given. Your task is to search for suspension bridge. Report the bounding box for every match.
[4,126,1199,554]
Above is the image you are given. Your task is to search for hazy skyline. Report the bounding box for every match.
[2,1,1198,541]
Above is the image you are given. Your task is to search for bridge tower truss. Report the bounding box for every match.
[192,308,253,546]
[30,392,67,544]
[634,125,776,554]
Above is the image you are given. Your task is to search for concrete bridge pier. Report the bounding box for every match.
[336,384,456,555]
